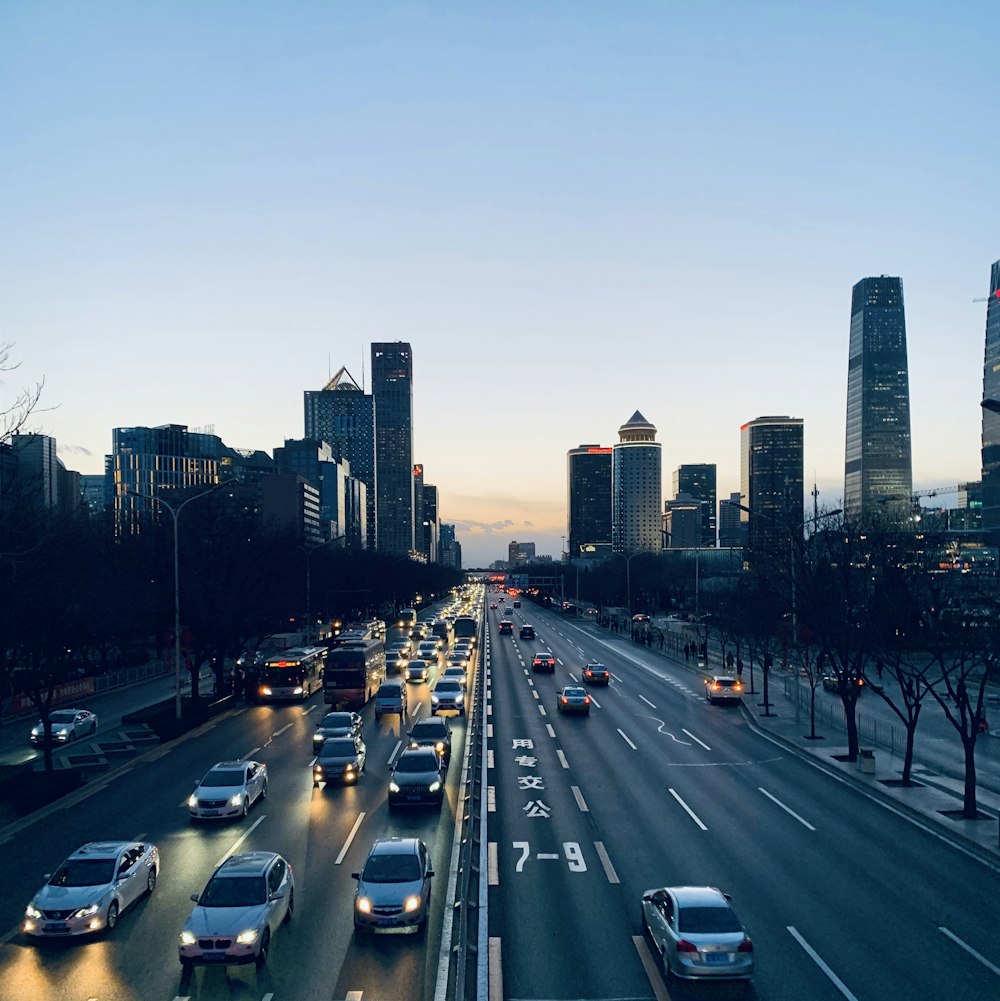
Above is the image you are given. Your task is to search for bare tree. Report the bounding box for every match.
[0,342,44,439]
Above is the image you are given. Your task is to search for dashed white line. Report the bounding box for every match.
[594,841,620,884]
[489,937,504,1001]
[759,787,816,830]
[216,816,266,868]
[611,672,624,682]
[272,722,294,737]
[682,728,712,751]
[388,739,402,765]
[939,926,1000,976]
[638,693,657,709]
[488,843,499,885]
[546,724,556,738]
[787,926,860,999]
[632,936,670,1001]
[588,693,602,709]
[346,992,363,1001]
[335,812,366,866]
[242,746,261,760]
[531,689,539,700]
[668,788,707,830]
[571,786,589,812]
[487,749,495,768]
[526,678,534,686]
[556,749,569,769]
[487,786,496,812]
[617,728,637,750]
[303,704,318,715]
[487,723,493,738]
[538,705,547,716]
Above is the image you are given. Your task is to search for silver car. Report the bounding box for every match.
[188,760,267,820]
[352,837,434,935]
[404,659,431,683]
[641,885,754,981]
[179,851,293,968]
[431,679,466,715]
[30,708,98,746]
[24,841,158,937]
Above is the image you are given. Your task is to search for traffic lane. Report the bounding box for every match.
[488,635,655,1001]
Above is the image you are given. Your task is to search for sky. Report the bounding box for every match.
[2,1,998,568]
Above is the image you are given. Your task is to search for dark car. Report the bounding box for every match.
[822,674,865,695]
[352,837,434,936]
[519,624,535,640]
[313,711,363,750]
[313,736,366,786]
[581,662,610,685]
[388,748,445,809]
[532,652,556,673]
[408,716,452,766]
[498,620,514,635]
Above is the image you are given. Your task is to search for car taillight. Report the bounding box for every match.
[584,696,591,704]
[734,683,743,691]
[738,938,754,953]
[560,697,568,704]
[711,684,720,691]
[676,940,698,953]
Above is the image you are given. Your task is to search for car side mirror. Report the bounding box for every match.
[190,893,200,902]
[269,892,282,902]
[350,872,360,880]
[43,873,51,882]
[427,870,435,878]
[642,893,652,902]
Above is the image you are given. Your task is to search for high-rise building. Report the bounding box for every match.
[612,411,662,556]
[567,444,613,559]
[663,493,702,548]
[673,464,717,546]
[740,416,804,553]
[412,463,425,558]
[718,490,743,548]
[5,433,59,507]
[980,260,1000,542]
[422,483,439,563]
[440,523,461,569]
[372,343,414,555]
[844,276,913,520]
[304,366,376,550]
[508,541,535,566]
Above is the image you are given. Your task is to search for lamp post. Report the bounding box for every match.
[303,534,346,642]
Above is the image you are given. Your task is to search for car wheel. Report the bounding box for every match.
[241,797,249,818]
[255,927,271,967]
[283,889,294,924]
[260,781,267,801]
[106,900,119,932]
[147,868,157,895]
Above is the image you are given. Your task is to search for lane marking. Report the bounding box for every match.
[536,852,560,860]
[787,926,860,999]
[538,705,547,716]
[487,749,495,768]
[668,788,708,830]
[545,724,556,738]
[487,704,492,716]
[272,722,294,737]
[682,728,711,751]
[488,843,499,885]
[571,786,589,812]
[242,746,261,760]
[335,812,366,865]
[347,992,363,1001]
[388,739,402,765]
[489,937,503,1001]
[216,816,266,868]
[617,728,637,750]
[638,694,657,709]
[262,994,275,1001]
[611,672,624,682]
[487,786,496,812]
[632,935,670,1001]
[759,787,816,830]
[594,841,620,883]
[526,678,534,687]
[939,926,1000,976]
[531,690,539,700]
[568,673,579,682]
[487,723,493,738]
[556,749,569,769]
[588,694,602,709]
[303,704,318,715]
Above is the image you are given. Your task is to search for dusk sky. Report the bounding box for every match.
[3,1,998,567]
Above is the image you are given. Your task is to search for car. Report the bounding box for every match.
[410,623,430,641]
[582,662,610,685]
[490,602,498,610]
[352,837,434,936]
[431,679,466,715]
[442,666,468,688]
[418,641,442,662]
[532,652,556,673]
[585,607,599,616]
[374,679,408,718]
[30,708,98,746]
[313,736,366,785]
[498,620,514,635]
[388,747,446,808]
[513,599,521,608]
[313,711,363,749]
[408,716,452,765]
[556,686,591,715]
[641,885,754,981]
[822,674,865,694]
[446,652,469,672]
[453,639,475,656]
[404,659,430,684]
[23,841,159,938]
[188,760,267,820]
[179,851,293,968]
[704,676,744,705]
[519,624,535,640]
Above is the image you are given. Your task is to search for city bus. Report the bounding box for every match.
[453,615,478,644]
[258,646,327,701]
[323,639,387,709]
[397,607,417,630]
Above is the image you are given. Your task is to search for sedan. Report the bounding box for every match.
[313,736,366,786]
[312,711,363,749]
[556,686,591,715]
[179,851,293,968]
[531,652,556,673]
[441,666,468,688]
[30,708,98,746]
[352,837,434,936]
[24,841,158,937]
[641,885,754,981]
[388,748,445,808]
[581,662,610,685]
[408,717,452,766]
[188,760,267,820]
[404,659,431,683]
[431,679,466,715]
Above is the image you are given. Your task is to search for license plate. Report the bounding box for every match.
[376,918,395,927]
[203,810,219,816]
[203,951,226,960]
[45,923,69,933]
[705,952,728,964]
[407,794,421,800]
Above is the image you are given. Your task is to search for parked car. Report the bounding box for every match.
[30,708,98,746]
[188,761,267,820]
[352,837,434,935]
[822,674,865,694]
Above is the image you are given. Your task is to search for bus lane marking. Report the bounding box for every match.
[669,789,708,830]
[335,812,367,865]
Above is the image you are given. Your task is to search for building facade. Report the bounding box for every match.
[5,433,59,507]
[981,260,1000,542]
[422,482,439,563]
[612,411,662,556]
[672,463,717,546]
[663,493,702,548]
[508,541,535,566]
[567,444,613,559]
[718,491,743,548]
[440,523,461,569]
[844,276,913,520]
[371,343,414,555]
[740,416,804,553]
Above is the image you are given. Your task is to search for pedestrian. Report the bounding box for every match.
[736,657,743,679]
[726,651,734,672]
[684,643,690,660]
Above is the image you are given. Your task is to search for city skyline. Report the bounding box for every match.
[3,3,998,566]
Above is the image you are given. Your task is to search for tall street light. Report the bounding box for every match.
[303,534,346,641]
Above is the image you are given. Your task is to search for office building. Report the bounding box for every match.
[612,411,662,556]
[844,276,913,520]
[567,444,613,559]
[718,491,743,548]
[422,482,439,563]
[440,524,461,569]
[5,432,59,507]
[412,463,425,558]
[981,260,1000,542]
[304,366,376,549]
[372,343,414,555]
[259,473,322,546]
[508,541,535,566]
[663,493,702,548]
[740,416,804,553]
[673,464,717,546]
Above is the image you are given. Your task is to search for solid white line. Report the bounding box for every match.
[335,812,366,866]
[617,728,637,750]
[939,926,1000,976]
[242,746,261,760]
[571,786,589,812]
[272,722,293,737]
[489,937,503,1001]
[216,816,266,868]
[538,705,547,716]
[488,843,499,885]
[594,841,620,884]
[682,728,712,751]
[788,926,860,999]
[487,786,496,812]
[668,788,708,830]
[546,724,556,738]
[556,749,569,769]
[487,749,495,768]
[388,739,402,765]
[638,694,657,709]
[632,936,670,1001]
[588,694,602,709]
[759,787,816,830]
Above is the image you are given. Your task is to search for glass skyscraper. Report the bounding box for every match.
[740,416,804,553]
[372,342,414,555]
[981,260,1000,542]
[844,276,912,520]
[672,463,717,546]
[567,444,612,558]
[612,411,662,556]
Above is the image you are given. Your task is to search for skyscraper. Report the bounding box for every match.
[980,260,1000,542]
[567,444,613,559]
[718,490,743,548]
[372,342,414,555]
[612,411,662,556]
[844,276,913,520]
[672,464,717,546]
[304,366,376,549]
[422,483,439,562]
[740,416,804,553]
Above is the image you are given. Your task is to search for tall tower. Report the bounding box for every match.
[740,416,804,553]
[672,464,717,547]
[567,444,613,559]
[612,411,662,556]
[844,276,912,520]
[981,260,1000,542]
[371,342,414,555]
[304,366,376,549]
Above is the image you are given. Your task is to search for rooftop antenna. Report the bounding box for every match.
[327,353,331,381]
[811,475,820,529]
[361,346,366,392]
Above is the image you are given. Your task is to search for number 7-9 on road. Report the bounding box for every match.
[513,841,587,873]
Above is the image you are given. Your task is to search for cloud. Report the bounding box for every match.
[451,518,516,534]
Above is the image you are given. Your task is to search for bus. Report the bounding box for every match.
[453,615,478,643]
[324,639,386,708]
[397,608,417,629]
[335,619,386,647]
[258,646,327,702]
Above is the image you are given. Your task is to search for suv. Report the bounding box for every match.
[352,838,434,936]
[374,680,408,720]
[408,716,452,765]
[519,624,535,640]
[532,652,556,673]
[704,676,744,705]
[498,620,514,635]
[512,599,521,608]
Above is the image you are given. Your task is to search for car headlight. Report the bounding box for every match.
[260,686,272,696]
[404,895,422,912]
[405,671,411,680]
[389,781,400,793]
[429,780,441,792]
[236,928,259,944]
[229,794,244,807]
[25,904,41,919]
[356,896,372,913]
[293,686,303,695]
[435,741,445,751]
[313,766,324,777]
[57,729,71,739]
[431,696,439,705]
[187,794,199,808]
[344,762,354,771]
[179,930,197,946]
[73,903,100,919]
[313,734,325,743]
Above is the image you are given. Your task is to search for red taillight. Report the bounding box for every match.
[560,697,568,704]
[734,683,743,691]
[711,684,720,691]
[676,940,698,953]
[738,938,754,953]
[584,696,591,704]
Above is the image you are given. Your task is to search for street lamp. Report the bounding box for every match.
[303,534,346,641]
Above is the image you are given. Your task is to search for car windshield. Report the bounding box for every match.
[564,689,586,697]
[320,713,352,728]
[50,858,115,887]
[48,711,78,724]
[362,853,422,883]
[436,681,461,693]
[202,769,245,787]
[411,722,446,739]
[199,875,268,907]
[395,751,438,772]
[321,738,357,757]
[678,905,741,934]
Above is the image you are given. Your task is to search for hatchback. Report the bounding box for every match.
[704,677,744,705]
[189,761,267,820]
[352,838,434,935]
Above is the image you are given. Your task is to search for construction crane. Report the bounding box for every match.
[912,485,964,505]
[972,290,1000,303]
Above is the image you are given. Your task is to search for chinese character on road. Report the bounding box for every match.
[517,776,545,790]
[522,800,552,818]
[512,739,534,749]
[514,755,538,767]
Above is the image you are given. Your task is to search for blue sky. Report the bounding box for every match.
[2,1,998,567]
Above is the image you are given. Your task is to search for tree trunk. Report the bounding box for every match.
[901,722,916,785]
[962,731,978,819]
[844,699,859,760]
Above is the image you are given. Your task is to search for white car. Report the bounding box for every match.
[431,679,466,715]
[188,760,267,820]
[179,852,293,968]
[30,708,98,746]
[24,841,158,937]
